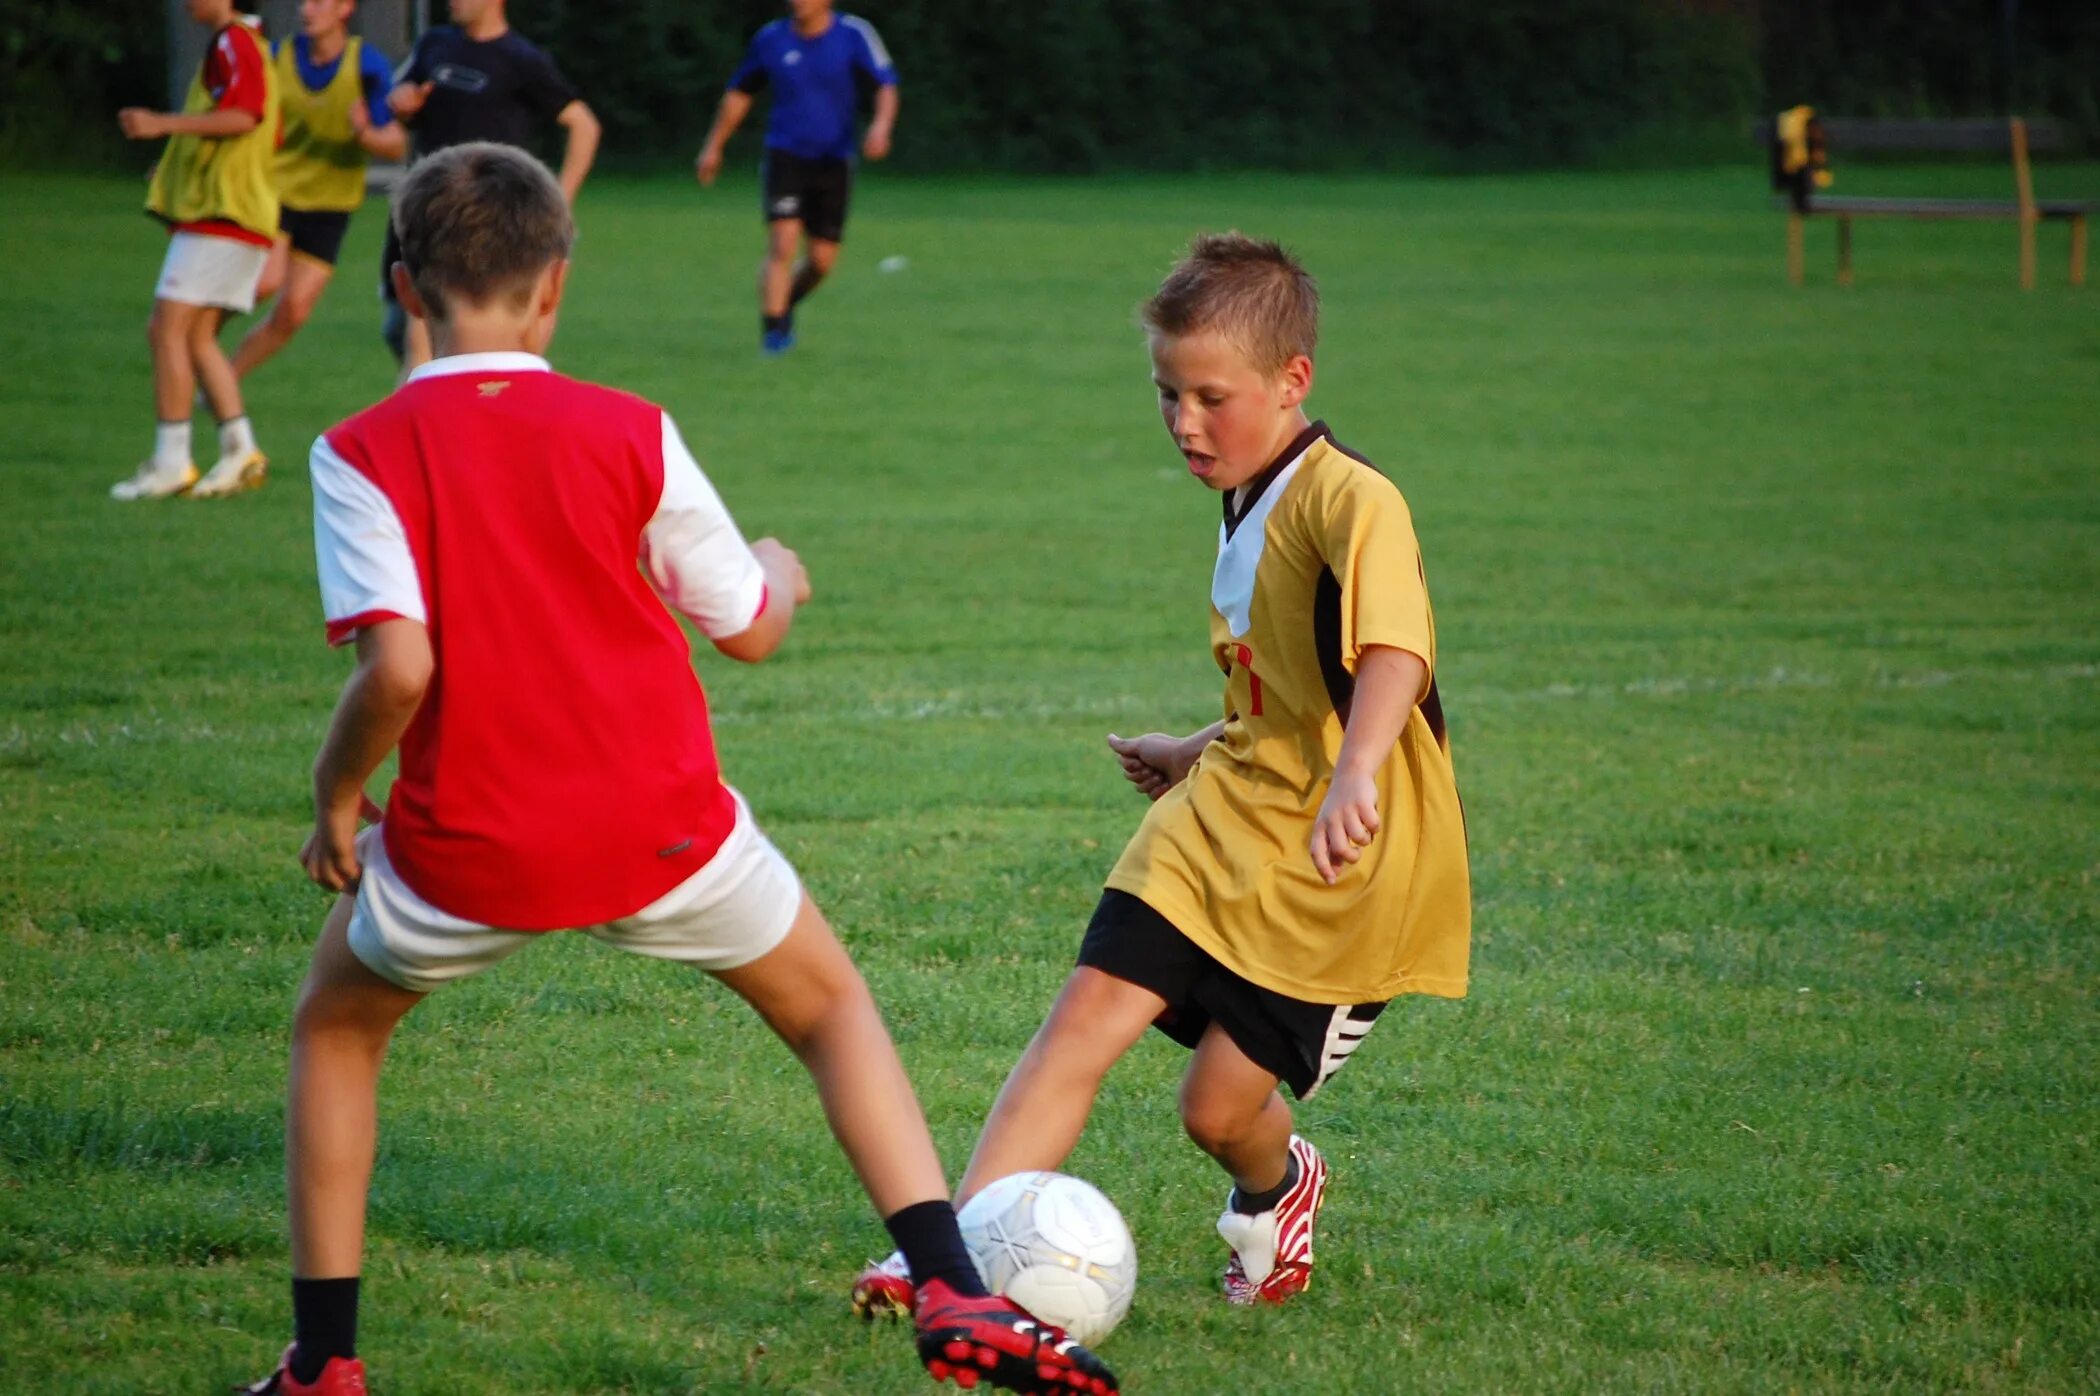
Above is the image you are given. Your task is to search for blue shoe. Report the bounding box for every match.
[761,326,797,356]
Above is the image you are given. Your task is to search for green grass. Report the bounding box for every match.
[2,163,2097,1394]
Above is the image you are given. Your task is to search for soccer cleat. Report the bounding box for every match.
[852,1249,917,1321]
[110,458,199,501]
[1216,1133,1328,1305]
[191,448,269,498]
[237,1345,367,1395]
[913,1278,1119,1395]
[761,326,797,356]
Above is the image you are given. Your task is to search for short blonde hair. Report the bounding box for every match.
[391,142,575,320]
[1140,232,1319,373]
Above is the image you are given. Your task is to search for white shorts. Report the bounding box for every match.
[155,232,269,311]
[347,789,802,994]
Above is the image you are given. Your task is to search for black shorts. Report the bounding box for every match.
[1077,890,1387,1100]
[761,150,853,242]
[281,207,352,267]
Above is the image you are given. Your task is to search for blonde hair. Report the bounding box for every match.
[1140,232,1319,372]
[391,142,575,320]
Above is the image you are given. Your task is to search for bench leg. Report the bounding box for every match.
[1837,215,1853,287]
[1787,212,1804,287]
[2072,216,2088,288]
[2021,213,2037,291]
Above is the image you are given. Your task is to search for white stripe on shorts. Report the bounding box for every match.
[1307,1003,1382,1099]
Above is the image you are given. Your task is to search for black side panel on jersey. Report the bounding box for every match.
[1318,564,1451,749]
[1313,566,1353,723]
[1420,677,1448,746]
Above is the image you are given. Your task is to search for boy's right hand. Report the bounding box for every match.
[695,146,724,187]
[299,803,365,894]
[750,537,811,606]
[388,81,433,121]
[1107,731,1193,801]
[116,108,165,141]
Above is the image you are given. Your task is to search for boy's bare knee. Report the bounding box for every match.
[149,305,186,347]
[1179,1084,1260,1156]
[774,968,873,1053]
[292,989,368,1047]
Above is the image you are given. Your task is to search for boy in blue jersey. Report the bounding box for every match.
[696,0,899,354]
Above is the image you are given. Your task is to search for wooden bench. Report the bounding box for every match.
[1761,114,2093,289]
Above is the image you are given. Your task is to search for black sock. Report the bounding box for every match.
[883,1200,987,1298]
[762,312,791,335]
[1229,1152,1300,1216]
[290,1276,360,1383]
[788,265,824,307]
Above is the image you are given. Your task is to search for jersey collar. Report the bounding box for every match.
[407,351,553,383]
[1222,419,1327,541]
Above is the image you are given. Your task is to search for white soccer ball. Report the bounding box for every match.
[957,1171,1137,1347]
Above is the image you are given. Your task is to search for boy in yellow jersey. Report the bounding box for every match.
[229,0,406,385]
[113,0,279,501]
[857,234,1469,1313]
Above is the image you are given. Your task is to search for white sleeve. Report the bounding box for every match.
[311,434,426,647]
[641,413,768,639]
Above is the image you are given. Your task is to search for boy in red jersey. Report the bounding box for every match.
[241,143,1116,1396]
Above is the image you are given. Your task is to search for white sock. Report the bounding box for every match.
[153,421,192,471]
[218,415,257,459]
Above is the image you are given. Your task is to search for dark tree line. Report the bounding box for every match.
[7,0,2093,170]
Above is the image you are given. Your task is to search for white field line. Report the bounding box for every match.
[1499,662,2098,704]
[3,664,2095,753]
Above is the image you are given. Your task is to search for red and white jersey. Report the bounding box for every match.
[312,352,768,930]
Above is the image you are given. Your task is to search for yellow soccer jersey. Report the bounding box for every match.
[1106,421,1471,1004]
[272,35,374,213]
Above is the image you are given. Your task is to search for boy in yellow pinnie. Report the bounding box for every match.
[858,232,1470,1312]
[114,0,280,501]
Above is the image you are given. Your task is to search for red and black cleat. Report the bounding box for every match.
[236,1346,368,1395]
[913,1279,1120,1395]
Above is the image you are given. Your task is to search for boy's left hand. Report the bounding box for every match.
[1309,768,1380,885]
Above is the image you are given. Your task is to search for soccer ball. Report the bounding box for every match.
[957,1171,1137,1347]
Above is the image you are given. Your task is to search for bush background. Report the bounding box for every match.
[8,0,2098,172]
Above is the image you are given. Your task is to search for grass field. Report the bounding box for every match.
[2,162,2097,1394]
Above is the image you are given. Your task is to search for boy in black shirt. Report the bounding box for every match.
[379,0,599,366]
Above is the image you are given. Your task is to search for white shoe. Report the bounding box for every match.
[110,459,199,501]
[190,449,268,498]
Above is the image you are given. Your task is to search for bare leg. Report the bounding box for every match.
[149,299,203,424]
[189,303,244,427]
[287,897,424,1277]
[955,967,1166,1204]
[1179,1023,1294,1195]
[760,218,802,319]
[711,893,949,1215]
[253,235,291,307]
[789,237,840,308]
[235,251,332,379]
